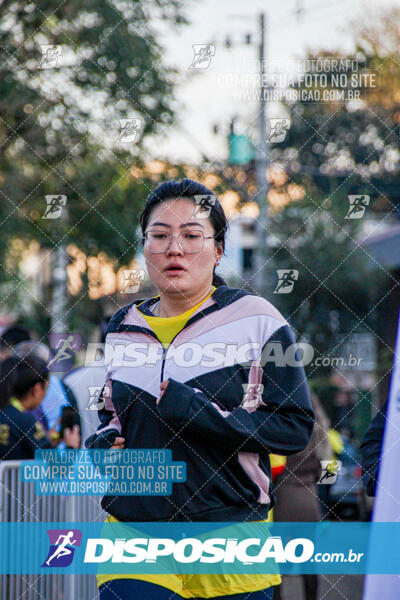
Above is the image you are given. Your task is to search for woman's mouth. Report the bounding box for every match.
[164,265,186,276]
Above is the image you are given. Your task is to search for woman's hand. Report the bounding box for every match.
[110,436,125,450]
[156,380,169,405]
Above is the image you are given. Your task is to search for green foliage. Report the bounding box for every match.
[265,36,400,374]
[0,0,189,334]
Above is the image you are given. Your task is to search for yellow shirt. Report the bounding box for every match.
[97,288,281,596]
[137,285,216,348]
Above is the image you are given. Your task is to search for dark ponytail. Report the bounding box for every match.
[0,355,49,409]
[140,178,229,287]
[212,271,227,287]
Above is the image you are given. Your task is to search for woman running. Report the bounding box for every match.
[86,178,314,599]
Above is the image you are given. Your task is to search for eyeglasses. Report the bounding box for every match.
[144,230,215,254]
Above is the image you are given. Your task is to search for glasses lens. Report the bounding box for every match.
[179,231,203,253]
[145,231,204,254]
[145,231,169,253]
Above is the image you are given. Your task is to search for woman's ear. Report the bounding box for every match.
[215,242,224,263]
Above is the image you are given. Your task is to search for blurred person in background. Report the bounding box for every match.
[0,355,80,459]
[12,340,81,449]
[273,393,331,600]
[360,399,388,497]
[0,327,49,437]
[0,325,32,360]
[0,355,51,459]
[62,317,110,442]
[1,326,74,440]
[319,427,344,519]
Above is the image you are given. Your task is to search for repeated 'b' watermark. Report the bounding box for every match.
[122,269,145,293]
[317,460,342,484]
[85,385,111,411]
[189,44,216,70]
[345,195,370,219]
[274,270,299,294]
[192,194,217,218]
[117,118,143,143]
[42,195,67,219]
[39,45,62,69]
[240,383,264,411]
[267,118,291,143]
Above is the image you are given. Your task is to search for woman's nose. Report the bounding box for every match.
[166,236,183,254]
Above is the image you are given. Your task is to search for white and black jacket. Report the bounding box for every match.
[86,285,314,522]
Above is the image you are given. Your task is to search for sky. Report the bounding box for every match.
[144,0,398,164]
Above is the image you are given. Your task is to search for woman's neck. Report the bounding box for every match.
[155,284,214,317]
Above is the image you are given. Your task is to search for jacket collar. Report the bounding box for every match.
[106,285,253,336]
[10,397,25,412]
[135,285,251,316]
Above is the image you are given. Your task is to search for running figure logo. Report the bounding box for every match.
[192,194,217,218]
[122,269,145,293]
[267,118,291,143]
[39,45,62,69]
[240,383,265,412]
[117,118,143,143]
[86,384,111,410]
[274,269,299,294]
[42,529,82,567]
[345,195,370,219]
[42,195,67,219]
[317,460,342,484]
[189,44,216,69]
[47,333,82,372]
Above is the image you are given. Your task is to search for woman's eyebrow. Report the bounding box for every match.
[149,221,205,229]
[181,222,205,229]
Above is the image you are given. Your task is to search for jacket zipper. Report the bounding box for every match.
[136,296,221,385]
[159,329,184,384]
[160,345,167,384]
[158,331,188,522]
[136,292,221,385]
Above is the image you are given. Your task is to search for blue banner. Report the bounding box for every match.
[20,449,186,495]
[1,522,400,575]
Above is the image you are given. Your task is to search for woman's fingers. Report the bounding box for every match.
[110,436,125,449]
[156,380,169,405]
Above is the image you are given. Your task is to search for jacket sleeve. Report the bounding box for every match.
[85,379,122,449]
[157,324,314,455]
[360,400,387,496]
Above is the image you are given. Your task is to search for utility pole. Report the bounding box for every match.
[254,12,270,297]
[51,204,69,334]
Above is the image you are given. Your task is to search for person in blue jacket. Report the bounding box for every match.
[0,355,53,459]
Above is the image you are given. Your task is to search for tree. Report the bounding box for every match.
[0,0,188,336]
[262,10,400,377]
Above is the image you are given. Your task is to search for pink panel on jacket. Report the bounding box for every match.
[238,451,270,504]
[210,365,270,506]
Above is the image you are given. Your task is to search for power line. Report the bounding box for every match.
[269,0,349,31]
